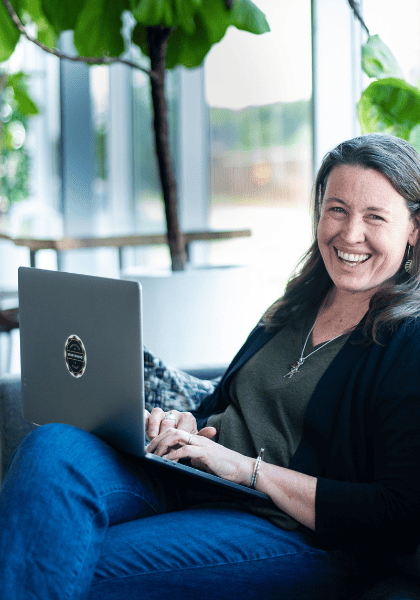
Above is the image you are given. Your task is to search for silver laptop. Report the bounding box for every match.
[18,267,268,499]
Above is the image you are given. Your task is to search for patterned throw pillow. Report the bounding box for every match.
[143,347,219,414]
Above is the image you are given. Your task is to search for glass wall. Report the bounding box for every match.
[89,65,110,227]
[205,0,313,317]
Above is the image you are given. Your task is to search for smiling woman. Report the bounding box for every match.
[265,133,420,344]
[318,165,418,295]
[3,134,420,600]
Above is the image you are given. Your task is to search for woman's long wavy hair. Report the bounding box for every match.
[264,133,420,344]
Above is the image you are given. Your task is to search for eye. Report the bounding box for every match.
[368,214,384,221]
[328,206,346,216]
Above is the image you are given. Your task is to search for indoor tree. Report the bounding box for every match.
[0,0,269,270]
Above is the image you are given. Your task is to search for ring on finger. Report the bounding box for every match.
[188,434,193,445]
[164,411,177,422]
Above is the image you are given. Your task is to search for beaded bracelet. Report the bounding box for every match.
[250,448,265,489]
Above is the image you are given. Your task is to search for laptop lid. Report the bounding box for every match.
[19,267,269,500]
[19,266,146,456]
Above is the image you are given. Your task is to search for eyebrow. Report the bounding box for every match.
[324,197,391,214]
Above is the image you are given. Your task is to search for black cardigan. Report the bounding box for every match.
[191,320,420,554]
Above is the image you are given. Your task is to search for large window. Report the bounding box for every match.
[205,0,313,317]
[2,0,373,373]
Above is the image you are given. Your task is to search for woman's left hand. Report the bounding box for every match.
[146,427,255,487]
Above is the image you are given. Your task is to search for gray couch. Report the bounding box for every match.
[2,373,420,599]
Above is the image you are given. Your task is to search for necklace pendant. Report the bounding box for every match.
[284,358,304,378]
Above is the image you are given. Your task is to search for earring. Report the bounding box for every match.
[405,245,413,273]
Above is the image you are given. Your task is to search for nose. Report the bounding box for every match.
[339,215,366,245]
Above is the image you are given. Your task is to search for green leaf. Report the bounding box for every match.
[196,0,231,45]
[12,85,39,115]
[7,71,25,88]
[165,0,230,69]
[231,0,270,35]
[358,78,420,139]
[362,35,404,80]
[23,0,57,48]
[132,22,148,56]
[165,14,213,68]
[0,0,21,62]
[40,0,87,32]
[132,0,166,25]
[173,0,197,34]
[7,71,39,115]
[3,126,14,150]
[74,0,126,57]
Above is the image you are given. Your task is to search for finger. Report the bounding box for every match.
[154,431,208,457]
[147,407,166,439]
[176,412,198,434]
[166,444,212,471]
[198,426,217,440]
[159,410,180,434]
[144,410,150,432]
[147,427,187,455]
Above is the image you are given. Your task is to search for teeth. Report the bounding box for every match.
[337,250,370,263]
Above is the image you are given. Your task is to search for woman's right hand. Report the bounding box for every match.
[144,407,198,441]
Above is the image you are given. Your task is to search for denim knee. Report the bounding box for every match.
[10,423,170,512]
[14,423,96,471]
[6,423,125,495]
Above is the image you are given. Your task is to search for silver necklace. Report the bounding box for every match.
[284,320,345,379]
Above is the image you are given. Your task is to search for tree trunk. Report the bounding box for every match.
[147,26,186,271]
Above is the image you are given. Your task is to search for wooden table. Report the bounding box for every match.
[12,229,252,273]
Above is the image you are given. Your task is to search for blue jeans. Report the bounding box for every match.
[0,424,377,599]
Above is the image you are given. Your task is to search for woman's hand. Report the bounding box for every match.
[146,425,317,530]
[144,408,198,441]
[146,426,254,487]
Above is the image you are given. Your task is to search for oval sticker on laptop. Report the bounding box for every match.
[65,335,87,378]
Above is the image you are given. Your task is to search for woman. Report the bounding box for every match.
[1,133,420,599]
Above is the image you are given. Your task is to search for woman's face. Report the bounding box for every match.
[317,165,419,296]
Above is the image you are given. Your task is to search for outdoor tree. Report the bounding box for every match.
[0,0,269,270]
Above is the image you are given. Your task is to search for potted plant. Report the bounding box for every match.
[0,0,270,366]
[0,0,269,271]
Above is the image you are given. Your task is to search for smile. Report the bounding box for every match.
[334,247,371,266]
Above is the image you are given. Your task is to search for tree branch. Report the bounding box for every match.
[347,0,370,37]
[1,0,157,79]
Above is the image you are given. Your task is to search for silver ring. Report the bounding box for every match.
[164,411,177,422]
[188,434,193,445]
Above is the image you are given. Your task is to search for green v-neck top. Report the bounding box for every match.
[207,317,349,530]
